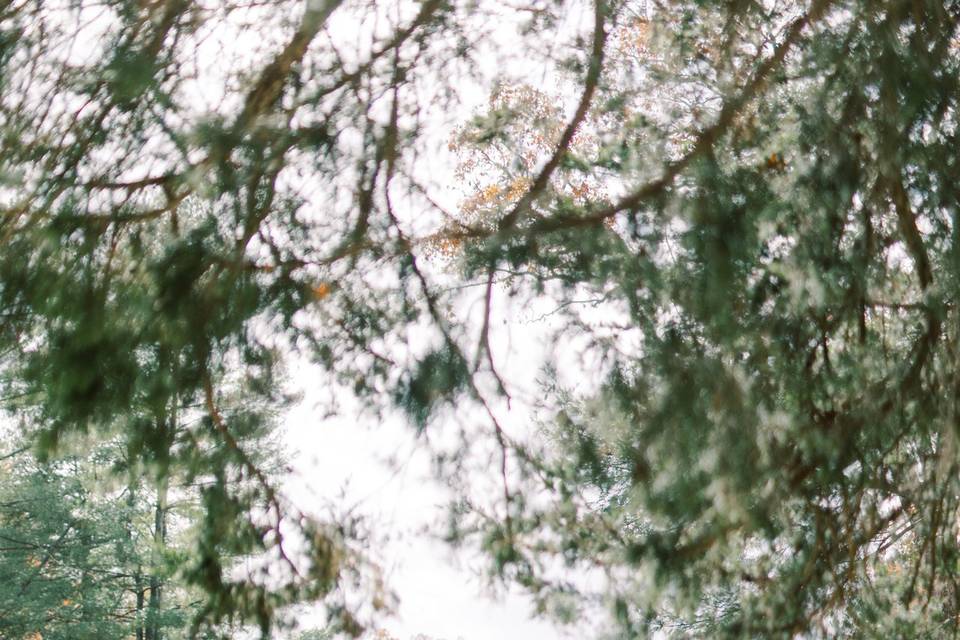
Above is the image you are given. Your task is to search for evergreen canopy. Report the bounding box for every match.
[3,0,960,637]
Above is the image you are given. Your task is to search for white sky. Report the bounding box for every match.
[283,388,566,640]
[281,278,605,640]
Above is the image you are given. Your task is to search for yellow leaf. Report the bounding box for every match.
[479,184,502,203]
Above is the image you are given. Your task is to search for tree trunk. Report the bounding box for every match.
[145,476,168,640]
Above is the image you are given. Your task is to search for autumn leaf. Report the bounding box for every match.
[312,282,332,300]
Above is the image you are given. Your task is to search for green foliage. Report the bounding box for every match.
[4,0,960,637]
[0,439,191,639]
[397,346,469,428]
[436,1,960,637]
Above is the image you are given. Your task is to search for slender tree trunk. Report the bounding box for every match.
[135,574,145,640]
[128,486,145,640]
[145,476,168,640]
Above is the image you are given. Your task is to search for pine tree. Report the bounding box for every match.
[3,0,960,637]
[0,438,183,639]
[439,1,960,636]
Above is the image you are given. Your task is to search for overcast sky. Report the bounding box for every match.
[284,399,563,640]
[281,279,596,640]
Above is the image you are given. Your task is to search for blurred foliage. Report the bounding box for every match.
[2,0,960,638]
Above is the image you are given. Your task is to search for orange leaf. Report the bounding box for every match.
[312,283,331,300]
